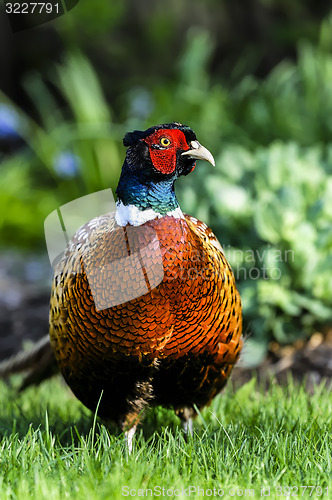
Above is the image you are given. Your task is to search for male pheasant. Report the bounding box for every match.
[48,122,242,449]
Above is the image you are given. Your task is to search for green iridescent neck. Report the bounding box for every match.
[116,162,179,214]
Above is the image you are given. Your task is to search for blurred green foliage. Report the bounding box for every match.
[1,9,332,365]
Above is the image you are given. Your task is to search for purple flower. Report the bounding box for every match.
[0,104,21,140]
[53,151,81,178]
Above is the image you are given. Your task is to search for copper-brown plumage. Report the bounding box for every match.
[49,123,243,441]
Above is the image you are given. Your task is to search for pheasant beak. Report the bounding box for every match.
[181,140,215,167]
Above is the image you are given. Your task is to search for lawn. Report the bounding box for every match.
[0,376,330,499]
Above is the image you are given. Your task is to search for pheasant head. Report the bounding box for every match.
[115,123,215,226]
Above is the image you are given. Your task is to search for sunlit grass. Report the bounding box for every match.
[0,376,331,499]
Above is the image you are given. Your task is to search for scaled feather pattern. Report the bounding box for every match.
[49,123,243,433]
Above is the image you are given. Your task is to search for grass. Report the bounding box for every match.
[0,376,331,499]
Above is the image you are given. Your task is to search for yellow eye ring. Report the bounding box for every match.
[160,137,171,147]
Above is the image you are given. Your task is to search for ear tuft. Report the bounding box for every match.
[123,130,146,147]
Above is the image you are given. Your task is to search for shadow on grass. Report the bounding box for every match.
[5,373,323,451]
[0,375,185,449]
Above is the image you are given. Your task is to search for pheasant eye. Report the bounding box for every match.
[160,137,171,147]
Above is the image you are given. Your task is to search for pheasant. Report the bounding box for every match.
[1,123,243,450]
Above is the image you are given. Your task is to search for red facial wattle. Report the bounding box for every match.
[144,129,191,174]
